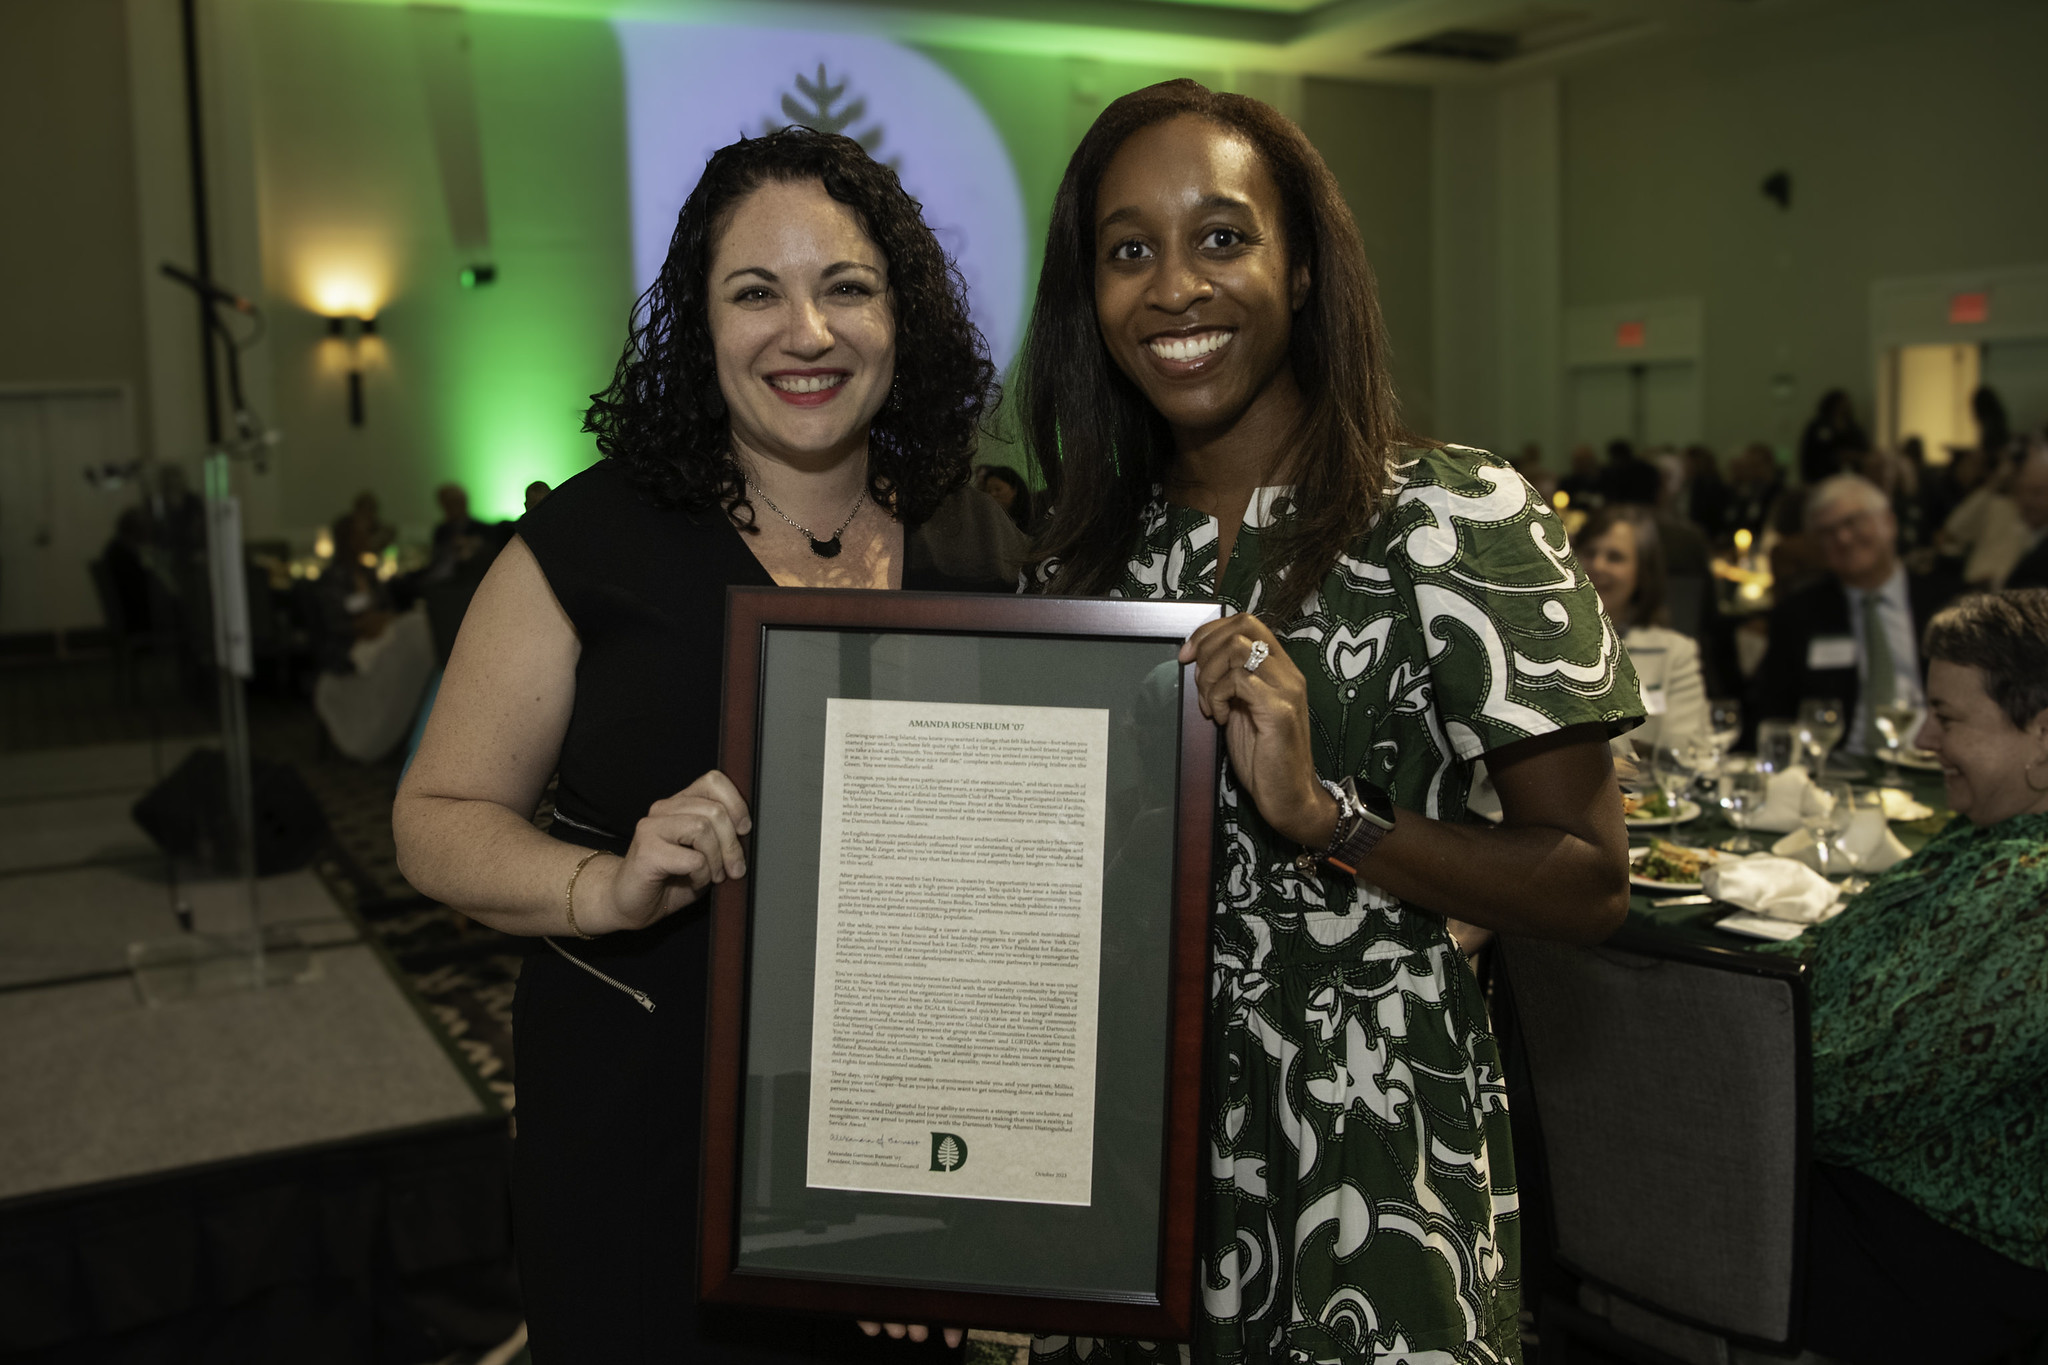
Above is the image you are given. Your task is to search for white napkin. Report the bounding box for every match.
[1701,854,1843,922]
[1840,806,1914,871]
[1876,787,1935,822]
[1743,766,1832,834]
[1769,810,1914,874]
[1715,913,1809,942]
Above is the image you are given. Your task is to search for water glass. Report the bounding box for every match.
[1717,758,1766,852]
[1756,719,1801,775]
[1655,741,1713,835]
[1707,699,1743,761]
[1803,779,1855,877]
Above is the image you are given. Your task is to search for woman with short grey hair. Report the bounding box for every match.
[1763,588,2048,1363]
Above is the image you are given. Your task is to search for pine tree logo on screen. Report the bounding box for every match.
[764,65,897,170]
[929,1132,967,1172]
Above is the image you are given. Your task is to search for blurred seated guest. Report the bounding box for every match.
[2000,444,2048,590]
[1605,447,1715,646]
[1799,388,1867,485]
[524,480,552,513]
[1574,505,1706,753]
[1765,475,1829,597]
[1727,440,1786,535]
[1557,442,1602,508]
[1971,382,2011,467]
[1937,445,2033,589]
[1683,443,1730,535]
[149,464,206,560]
[430,482,486,557]
[1599,438,1662,507]
[1857,446,1922,549]
[348,489,396,556]
[1754,474,1959,753]
[1919,440,1983,551]
[312,513,435,761]
[1761,590,2048,1365]
[100,508,156,633]
[976,464,1030,532]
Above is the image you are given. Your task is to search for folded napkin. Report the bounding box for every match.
[1715,913,1809,942]
[1743,766,1833,834]
[1701,854,1842,922]
[1769,809,1914,874]
[1841,806,1914,871]
[1876,787,1936,822]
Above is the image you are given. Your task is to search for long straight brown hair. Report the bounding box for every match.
[1017,80,1424,619]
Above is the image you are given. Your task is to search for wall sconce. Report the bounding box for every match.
[325,314,378,426]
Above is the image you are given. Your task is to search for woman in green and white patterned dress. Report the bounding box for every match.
[1018,82,1644,1365]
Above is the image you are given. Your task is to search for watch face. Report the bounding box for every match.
[1344,778,1396,829]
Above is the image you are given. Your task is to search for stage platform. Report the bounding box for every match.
[0,739,519,1360]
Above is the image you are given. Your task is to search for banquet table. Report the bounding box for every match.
[1623,756,1954,949]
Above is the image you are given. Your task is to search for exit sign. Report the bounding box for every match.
[1616,321,1646,348]
[1950,291,1989,325]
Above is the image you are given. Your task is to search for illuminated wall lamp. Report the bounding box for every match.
[325,314,378,426]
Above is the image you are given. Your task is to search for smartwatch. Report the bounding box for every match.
[1295,775,1397,876]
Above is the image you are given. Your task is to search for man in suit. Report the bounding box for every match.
[2002,446,2048,590]
[1754,474,1960,754]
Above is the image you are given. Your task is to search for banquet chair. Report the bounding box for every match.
[1498,925,1812,1365]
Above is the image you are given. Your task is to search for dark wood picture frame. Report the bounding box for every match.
[701,587,1220,1339]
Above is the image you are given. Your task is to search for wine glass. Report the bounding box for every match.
[1706,699,1743,763]
[1798,697,1847,776]
[1802,779,1855,878]
[1655,741,1712,837]
[1756,718,1801,776]
[1717,757,1767,852]
[1872,701,1921,777]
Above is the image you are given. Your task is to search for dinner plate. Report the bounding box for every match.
[1630,842,1718,892]
[1885,749,1943,773]
[1624,798,1702,829]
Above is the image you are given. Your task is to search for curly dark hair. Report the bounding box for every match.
[584,127,999,527]
[1018,80,1424,621]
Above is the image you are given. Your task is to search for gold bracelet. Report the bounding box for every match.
[565,849,604,940]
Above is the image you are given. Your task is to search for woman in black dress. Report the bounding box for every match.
[394,128,1021,1362]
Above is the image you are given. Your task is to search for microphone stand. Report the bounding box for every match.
[135,264,292,1001]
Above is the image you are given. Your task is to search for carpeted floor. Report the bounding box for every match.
[0,649,527,1115]
[289,719,529,1116]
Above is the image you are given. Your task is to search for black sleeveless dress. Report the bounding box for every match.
[515,460,1023,1362]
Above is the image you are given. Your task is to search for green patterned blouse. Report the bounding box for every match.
[1760,810,2048,1270]
[1033,446,1642,1365]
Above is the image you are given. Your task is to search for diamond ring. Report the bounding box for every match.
[1243,640,1271,674]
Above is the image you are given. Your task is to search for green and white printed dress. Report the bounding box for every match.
[1034,445,1642,1365]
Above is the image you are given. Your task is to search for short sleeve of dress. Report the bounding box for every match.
[1383,446,1644,760]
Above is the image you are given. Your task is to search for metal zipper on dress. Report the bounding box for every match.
[542,935,656,1013]
[537,811,655,1013]
[549,809,615,840]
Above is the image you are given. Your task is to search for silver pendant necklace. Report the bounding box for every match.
[748,481,867,558]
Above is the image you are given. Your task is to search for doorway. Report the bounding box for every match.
[0,388,138,640]
[1884,343,1979,464]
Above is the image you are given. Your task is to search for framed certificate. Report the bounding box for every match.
[701,587,1221,1339]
